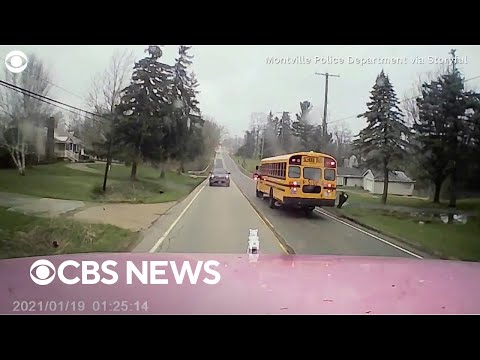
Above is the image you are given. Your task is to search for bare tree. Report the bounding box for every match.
[332,121,352,161]
[402,65,448,127]
[84,49,135,156]
[87,49,135,114]
[249,112,267,158]
[0,54,53,175]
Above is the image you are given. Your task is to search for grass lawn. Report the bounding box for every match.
[87,163,204,203]
[339,187,438,208]
[332,206,480,261]
[232,155,258,174]
[0,207,139,259]
[340,187,480,212]
[0,162,204,203]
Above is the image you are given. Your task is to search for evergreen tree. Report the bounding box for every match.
[415,54,480,206]
[292,101,314,151]
[169,46,203,172]
[310,125,333,153]
[278,111,293,152]
[353,70,410,204]
[414,77,450,202]
[114,45,174,180]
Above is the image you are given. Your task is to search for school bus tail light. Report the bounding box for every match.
[325,158,336,168]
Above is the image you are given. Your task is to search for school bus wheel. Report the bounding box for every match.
[269,188,276,209]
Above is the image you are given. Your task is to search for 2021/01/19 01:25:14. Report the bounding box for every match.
[92,300,149,312]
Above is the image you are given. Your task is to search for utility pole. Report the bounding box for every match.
[315,72,340,137]
[102,115,115,192]
[260,126,265,159]
[449,48,457,72]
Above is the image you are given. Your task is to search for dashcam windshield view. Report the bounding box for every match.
[0,45,479,315]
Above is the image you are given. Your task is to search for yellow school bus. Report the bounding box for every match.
[255,151,337,214]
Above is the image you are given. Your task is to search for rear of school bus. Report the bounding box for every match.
[256,152,337,212]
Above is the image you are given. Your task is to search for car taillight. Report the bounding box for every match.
[226,175,229,179]
[210,175,214,179]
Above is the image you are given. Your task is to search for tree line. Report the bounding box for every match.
[0,46,223,179]
[234,104,352,163]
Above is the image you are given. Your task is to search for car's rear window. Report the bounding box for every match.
[325,169,336,181]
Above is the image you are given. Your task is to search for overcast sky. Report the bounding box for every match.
[1,45,479,137]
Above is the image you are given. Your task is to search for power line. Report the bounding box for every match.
[0,56,87,102]
[0,80,107,125]
[327,74,480,125]
[0,79,109,122]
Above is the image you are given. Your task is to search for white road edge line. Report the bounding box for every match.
[315,208,423,259]
[225,152,424,259]
[149,182,206,253]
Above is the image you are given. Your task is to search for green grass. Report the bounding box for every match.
[0,162,203,203]
[0,207,139,259]
[0,163,101,201]
[333,207,480,261]
[232,155,258,173]
[341,187,479,211]
[87,163,204,203]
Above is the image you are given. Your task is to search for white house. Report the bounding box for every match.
[54,128,85,162]
[337,167,364,187]
[362,169,415,196]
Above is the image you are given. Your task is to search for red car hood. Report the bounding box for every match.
[1,253,480,314]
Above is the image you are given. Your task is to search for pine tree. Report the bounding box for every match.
[260,111,277,157]
[310,125,333,153]
[278,111,293,152]
[114,45,174,180]
[415,56,480,206]
[292,101,314,151]
[414,77,449,202]
[353,70,410,204]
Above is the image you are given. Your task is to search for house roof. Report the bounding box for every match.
[365,169,415,183]
[54,128,83,144]
[337,167,364,177]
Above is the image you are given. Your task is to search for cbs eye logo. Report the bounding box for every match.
[30,259,56,285]
[5,50,28,74]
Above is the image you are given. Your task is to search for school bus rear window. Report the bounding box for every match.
[325,169,336,180]
[289,166,301,178]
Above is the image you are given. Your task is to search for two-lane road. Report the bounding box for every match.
[136,151,428,259]
[134,152,285,254]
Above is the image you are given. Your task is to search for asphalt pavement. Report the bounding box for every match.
[135,150,429,259]
[134,152,285,254]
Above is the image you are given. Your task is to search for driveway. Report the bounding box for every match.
[0,191,176,232]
